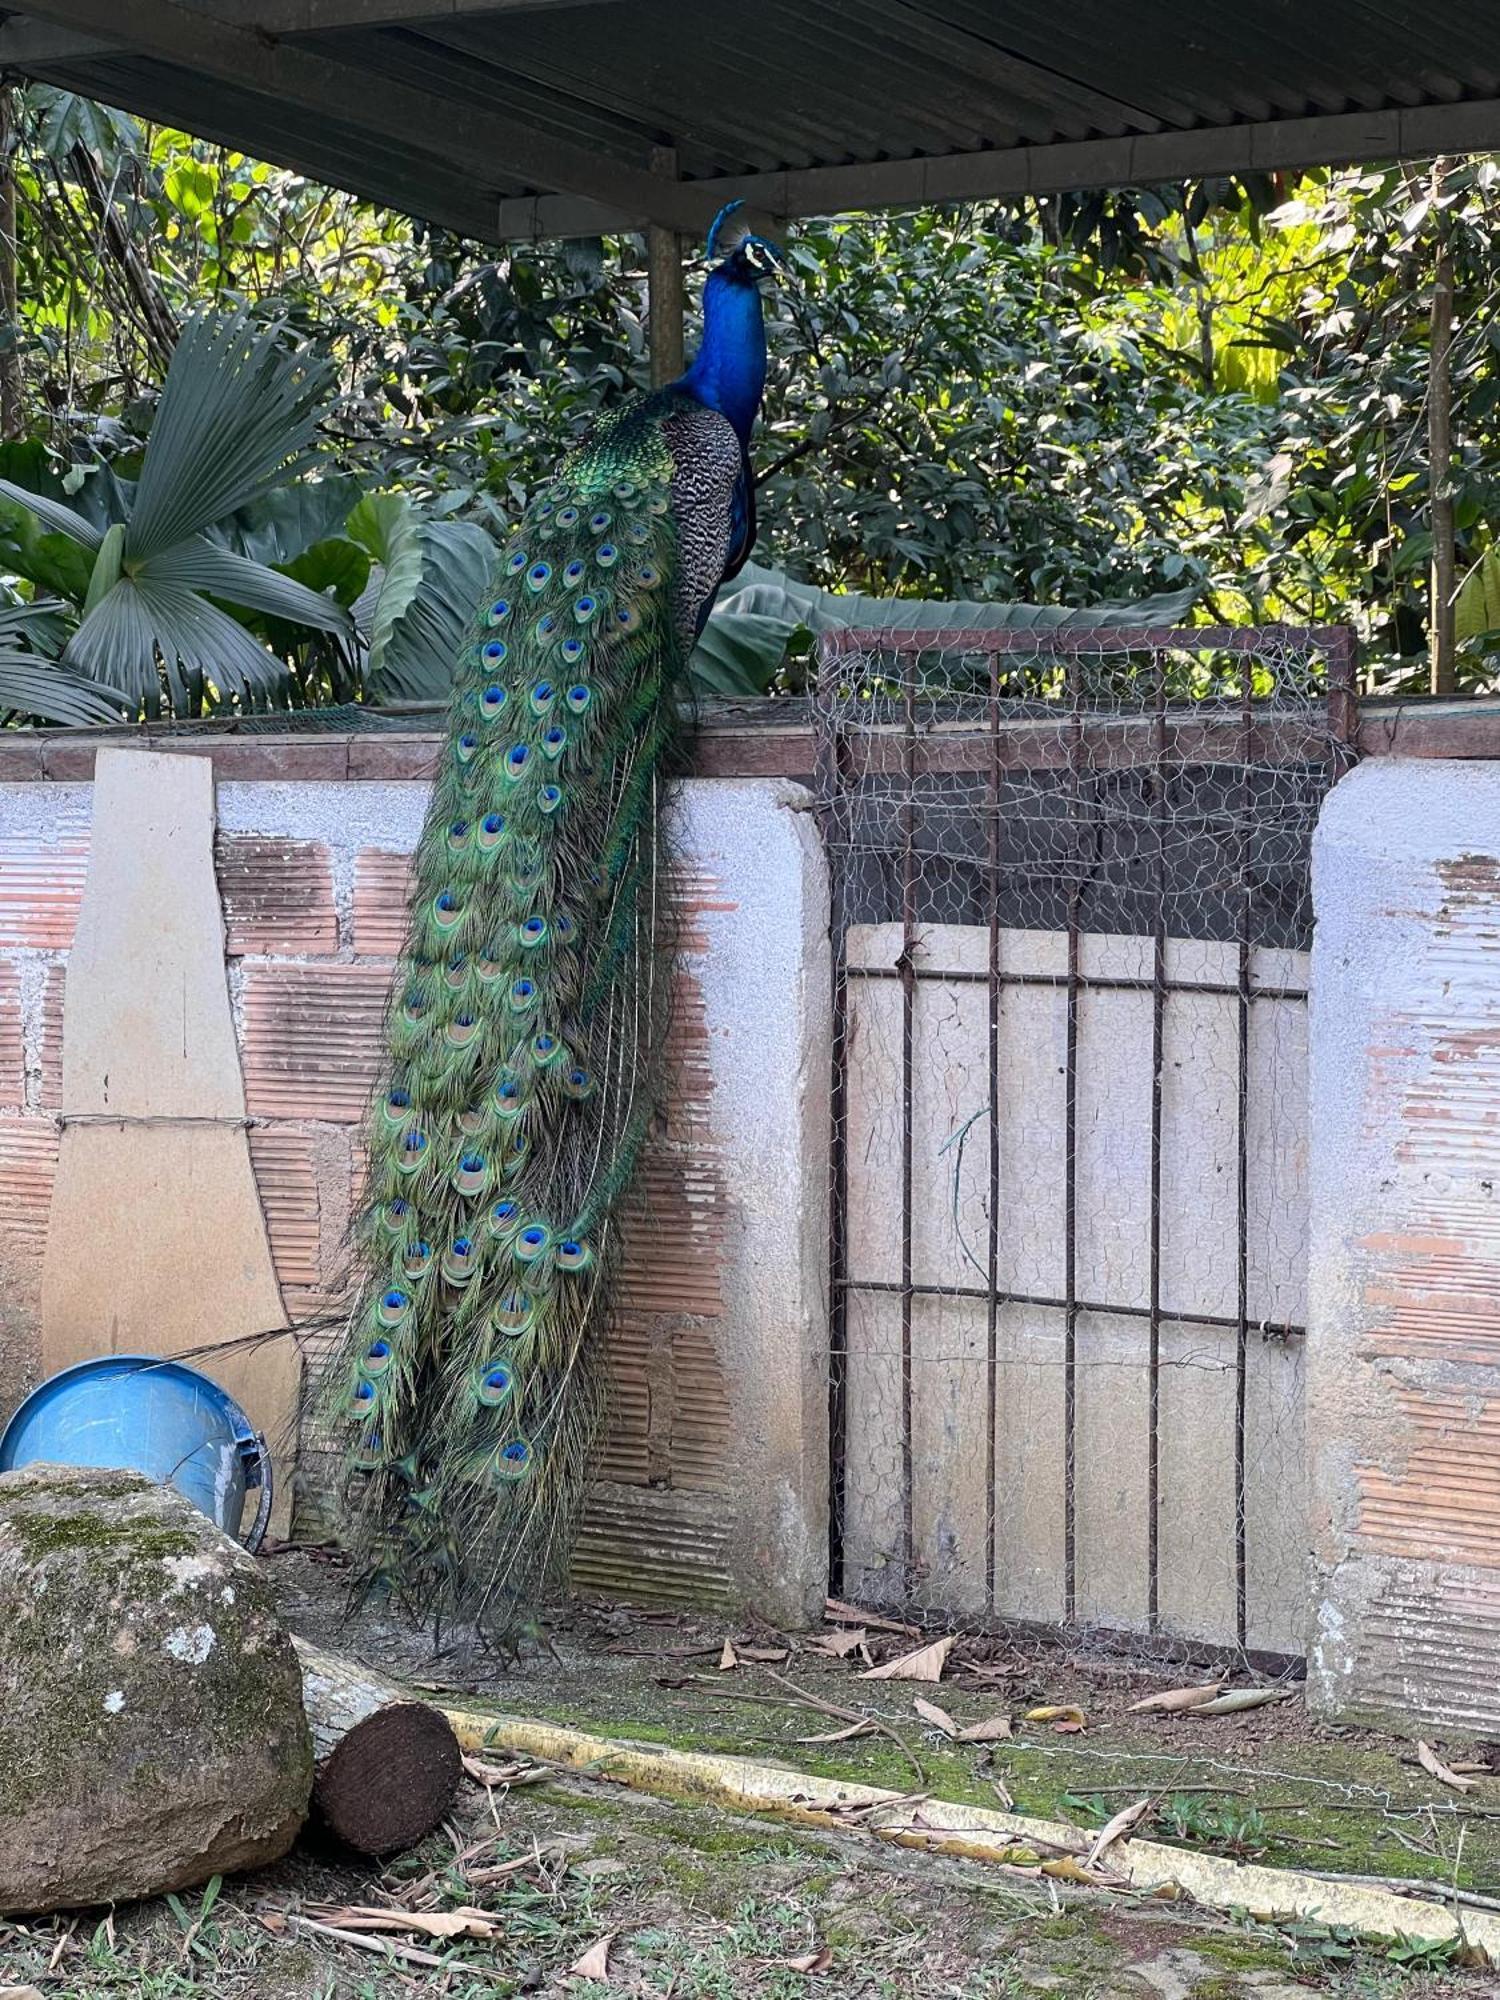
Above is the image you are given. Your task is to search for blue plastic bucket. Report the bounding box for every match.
[0,1353,273,1550]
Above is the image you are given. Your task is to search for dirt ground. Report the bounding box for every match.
[5,1547,1500,2000]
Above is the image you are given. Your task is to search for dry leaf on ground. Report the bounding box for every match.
[825,1597,920,1636]
[1189,1687,1295,1716]
[911,1696,1011,1743]
[1085,1796,1154,1869]
[1418,1740,1476,1794]
[1039,1856,1100,1885]
[568,1932,616,1981]
[958,1715,1013,1742]
[309,1905,500,1941]
[1127,1683,1223,1715]
[781,1947,834,1973]
[807,1627,867,1657]
[739,1645,791,1662]
[463,1754,522,1787]
[860,1634,956,1683]
[1024,1704,1086,1726]
[719,1639,738,1670]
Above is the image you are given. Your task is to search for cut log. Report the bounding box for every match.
[295,1638,462,1855]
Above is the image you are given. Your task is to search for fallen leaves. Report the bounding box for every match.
[806,1626,868,1658]
[1188,1687,1296,1716]
[860,1634,956,1683]
[719,1638,791,1670]
[781,1946,833,1973]
[1418,1740,1476,1794]
[1127,1682,1224,1714]
[912,1697,1011,1743]
[1022,1704,1086,1726]
[567,1932,616,1981]
[1084,1795,1154,1870]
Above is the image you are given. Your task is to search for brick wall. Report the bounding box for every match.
[0,754,829,1625]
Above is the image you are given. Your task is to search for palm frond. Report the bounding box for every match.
[159,536,354,638]
[126,311,335,560]
[0,651,132,725]
[0,480,104,551]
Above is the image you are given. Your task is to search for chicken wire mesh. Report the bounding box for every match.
[814,623,1357,1669]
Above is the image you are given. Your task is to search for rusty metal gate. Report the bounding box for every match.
[815,624,1356,1662]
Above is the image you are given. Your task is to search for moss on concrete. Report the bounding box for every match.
[443,1659,1500,1899]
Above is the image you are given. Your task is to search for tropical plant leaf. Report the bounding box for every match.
[349,497,494,702]
[125,310,334,560]
[158,536,353,636]
[689,606,801,698]
[347,492,426,658]
[1456,547,1500,647]
[0,649,133,724]
[67,574,292,709]
[0,477,104,551]
[221,475,368,567]
[278,536,371,609]
[716,562,1199,636]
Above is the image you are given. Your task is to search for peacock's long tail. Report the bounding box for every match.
[331,420,692,1631]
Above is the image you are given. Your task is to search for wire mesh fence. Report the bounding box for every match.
[814,623,1357,1667]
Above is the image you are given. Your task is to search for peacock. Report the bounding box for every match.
[330,204,780,1636]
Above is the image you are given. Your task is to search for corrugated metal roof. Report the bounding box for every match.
[1,0,1496,240]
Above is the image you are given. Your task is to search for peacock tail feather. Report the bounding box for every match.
[327,205,779,1635]
[330,419,729,1631]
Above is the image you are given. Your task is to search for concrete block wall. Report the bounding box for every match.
[0,747,829,1626]
[1308,759,1500,1729]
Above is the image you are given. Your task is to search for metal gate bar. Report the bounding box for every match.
[817,623,1359,1654]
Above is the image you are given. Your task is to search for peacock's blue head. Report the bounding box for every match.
[682,201,781,443]
[705,199,784,288]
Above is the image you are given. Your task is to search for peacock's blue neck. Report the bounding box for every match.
[677,268,766,447]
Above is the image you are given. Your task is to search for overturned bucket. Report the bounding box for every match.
[0,1353,273,1551]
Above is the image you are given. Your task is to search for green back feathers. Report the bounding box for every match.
[333,420,690,1631]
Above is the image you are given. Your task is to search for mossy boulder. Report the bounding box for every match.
[0,1463,312,1914]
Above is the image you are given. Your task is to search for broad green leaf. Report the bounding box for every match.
[357,516,495,703]
[221,476,368,567]
[690,608,800,698]
[347,492,428,687]
[278,537,370,609]
[84,522,127,615]
[1456,548,1500,647]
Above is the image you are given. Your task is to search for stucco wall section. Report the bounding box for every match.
[1309,759,1500,1729]
[0,768,829,1624]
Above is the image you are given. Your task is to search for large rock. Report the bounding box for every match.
[0,1464,312,1914]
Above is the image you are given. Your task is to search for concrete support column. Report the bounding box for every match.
[1308,759,1500,1730]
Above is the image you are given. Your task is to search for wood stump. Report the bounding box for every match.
[295,1639,462,1855]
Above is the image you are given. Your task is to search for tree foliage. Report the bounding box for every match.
[1,85,1499,715]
